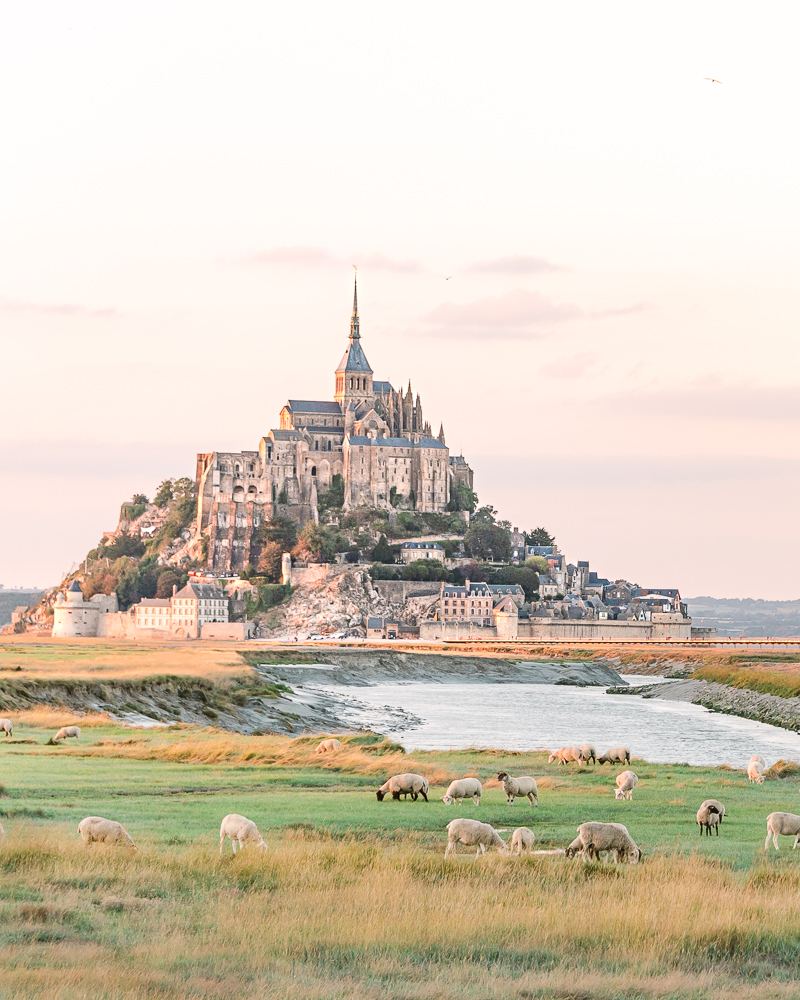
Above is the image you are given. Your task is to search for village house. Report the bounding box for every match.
[399,541,445,564]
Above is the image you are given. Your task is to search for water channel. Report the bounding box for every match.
[323,676,800,767]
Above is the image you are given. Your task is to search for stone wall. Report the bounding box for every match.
[372,580,441,602]
[200,622,255,640]
[420,620,499,640]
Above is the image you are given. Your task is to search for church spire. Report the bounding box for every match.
[350,269,360,340]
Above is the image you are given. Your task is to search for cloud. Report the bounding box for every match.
[421,288,583,340]
[240,246,421,272]
[466,254,562,275]
[539,352,600,379]
[603,379,800,423]
[0,297,118,319]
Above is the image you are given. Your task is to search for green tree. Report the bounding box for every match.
[131,493,149,505]
[472,505,498,525]
[401,559,450,582]
[103,532,145,560]
[153,479,175,508]
[447,482,478,513]
[319,473,345,514]
[156,568,181,598]
[525,527,555,547]
[525,555,549,574]
[295,522,335,562]
[464,523,511,562]
[257,541,284,581]
[258,515,298,551]
[371,534,394,564]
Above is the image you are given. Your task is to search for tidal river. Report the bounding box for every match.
[330,676,800,768]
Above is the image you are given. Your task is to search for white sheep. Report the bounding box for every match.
[747,760,765,784]
[597,746,631,765]
[579,744,596,765]
[765,812,800,850]
[750,754,766,767]
[314,738,342,754]
[78,816,136,849]
[496,772,538,807]
[54,726,81,742]
[441,777,482,806]
[376,773,429,802]
[614,770,639,801]
[219,813,268,854]
[0,718,12,738]
[697,800,724,837]
[576,821,640,864]
[445,818,508,859]
[548,746,581,765]
[510,826,535,854]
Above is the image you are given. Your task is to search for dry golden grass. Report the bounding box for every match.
[0,638,249,682]
[7,706,114,728]
[3,826,800,999]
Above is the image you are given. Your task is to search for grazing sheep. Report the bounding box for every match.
[0,718,12,738]
[548,746,581,765]
[444,818,508,859]
[78,816,136,849]
[314,738,342,754]
[496,772,538,807]
[510,827,535,854]
[576,821,640,864]
[566,834,600,860]
[54,726,81,742]
[750,754,766,768]
[765,812,800,850]
[697,800,724,837]
[376,773,429,802]
[614,770,639,801]
[219,813,268,855]
[441,777,482,806]
[748,760,765,784]
[579,744,596,765]
[597,746,631,765]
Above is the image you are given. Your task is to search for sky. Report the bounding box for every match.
[2,2,800,597]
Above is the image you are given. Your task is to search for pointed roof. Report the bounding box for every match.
[336,273,373,374]
[67,580,83,593]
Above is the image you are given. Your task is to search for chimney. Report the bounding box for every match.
[465,578,470,593]
[172,584,177,596]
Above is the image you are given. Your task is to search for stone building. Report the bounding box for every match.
[52,581,119,638]
[195,277,473,574]
[132,582,228,639]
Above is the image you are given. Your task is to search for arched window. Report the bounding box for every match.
[311,466,317,477]
[234,463,241,473]
[314,441,319,450]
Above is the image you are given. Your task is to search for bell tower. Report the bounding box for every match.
[335,271,373,411]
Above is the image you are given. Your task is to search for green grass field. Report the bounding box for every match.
[3,717,800,999]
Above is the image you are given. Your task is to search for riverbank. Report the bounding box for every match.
[612,678,800,733]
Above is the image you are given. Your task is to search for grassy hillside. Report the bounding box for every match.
[2,717,800,998]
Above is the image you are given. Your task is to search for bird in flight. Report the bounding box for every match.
[443,275,452,281]
[704,77,723,84]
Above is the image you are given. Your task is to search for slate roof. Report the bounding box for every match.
[488,584,524,596]
[367,617,384,629]
[337,338,373,374]
[286,400,342,414]
[174,583,225,600]
[401,542,444,550]
[137,599,171,608]
[270,430,303,441]
[346,435,447,450]
[441,583,492,598]
[373,380,394,394]
[67,580,83,593]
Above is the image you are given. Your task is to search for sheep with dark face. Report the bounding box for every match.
[496,772,538,807]
[376,773,429,802]
[445,818,508,859]
[697,800,724,837]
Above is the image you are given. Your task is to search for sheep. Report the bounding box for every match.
[548,746,581,765]
[78,816,136,849]
[441,777,482,806]
[614,770,639,801]
[597,746,630,765]
[765,812,800,850]
[579,744,596,765]
[697,800,724,837]
[510,827,535,854]
[0,718,12,738]
[376,773,429,802]
[444,818,508,859]
[496,772,538,807]
[219,813,268,855]
[747,760,765,784]
[750,754,766,768]
[314,738,342,754]
[54,726,81,742]
[576,821,640,864]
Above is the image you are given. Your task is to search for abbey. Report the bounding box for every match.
[195,279,474,575]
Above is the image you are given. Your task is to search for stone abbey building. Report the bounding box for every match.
[195,279,474,574]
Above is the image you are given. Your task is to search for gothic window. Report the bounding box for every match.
[311,466,317,477]
[315,441,318,450]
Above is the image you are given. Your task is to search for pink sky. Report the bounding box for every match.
[2,2,800,597]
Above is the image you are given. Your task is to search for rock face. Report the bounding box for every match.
[260,567,438,637]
